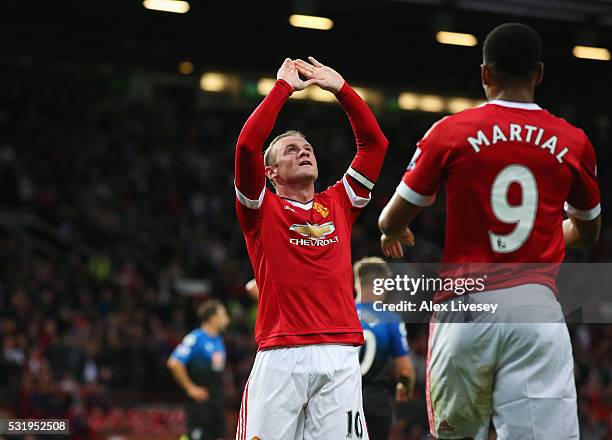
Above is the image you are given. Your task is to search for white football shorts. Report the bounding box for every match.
[427,284,578,439]
[235,344,369,440]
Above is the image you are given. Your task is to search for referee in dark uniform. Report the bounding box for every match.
[167,300,230,440]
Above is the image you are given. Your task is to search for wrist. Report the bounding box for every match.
[382,230,401,241]
[276,79,294,93]
[333,80,349,95]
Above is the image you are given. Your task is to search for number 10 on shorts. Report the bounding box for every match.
[346,410,364,438]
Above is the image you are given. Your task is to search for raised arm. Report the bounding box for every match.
[235,59,314,231]
[336,82,389,196]
[295,57,389,198]
[234,79,292,205]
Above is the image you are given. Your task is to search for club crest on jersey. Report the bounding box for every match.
[313,201,329,218]
[290,221,335,239]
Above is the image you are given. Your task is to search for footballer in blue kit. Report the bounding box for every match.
[354,257,416,440]
[168,300,230,440]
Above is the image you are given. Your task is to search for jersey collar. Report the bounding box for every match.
[487,99,542,110]
[281,197,313,210]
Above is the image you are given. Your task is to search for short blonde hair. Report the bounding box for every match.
[264,130,307,167]
[264,130,307,188]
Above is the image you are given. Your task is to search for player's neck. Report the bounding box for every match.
[275,183,315,203]
[489,88,535,103]
[201,323,218,337]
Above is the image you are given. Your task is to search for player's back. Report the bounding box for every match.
[412,101,599,263]
[443,101,599,264]
[401,100,600,294]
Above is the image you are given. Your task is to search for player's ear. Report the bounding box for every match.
[534,62,544,86]
[265,165,277,180]
[481,64,491,86]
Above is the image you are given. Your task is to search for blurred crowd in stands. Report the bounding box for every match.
[0,73,610,439]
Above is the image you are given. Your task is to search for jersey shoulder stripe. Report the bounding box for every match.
[346,166,374,190]
[396,180,436,207]
[342,175,370,208]
[236,184,265,209]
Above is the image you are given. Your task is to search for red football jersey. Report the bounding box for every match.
[237,182,369,349]
[399,100,600,299]
[235,80,388,349]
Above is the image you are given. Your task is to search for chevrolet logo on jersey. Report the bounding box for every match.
[290,222,335,239]
[313,201,329,218]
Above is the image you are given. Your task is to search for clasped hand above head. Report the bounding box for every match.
[276,56,345,94]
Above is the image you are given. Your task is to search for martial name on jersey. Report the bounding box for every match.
[466,122,569,163]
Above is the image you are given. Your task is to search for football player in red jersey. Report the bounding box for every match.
[378,24,601,439]
[234,57,388,440]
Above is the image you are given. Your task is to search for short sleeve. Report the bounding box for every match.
[566,135,601,220]
[389,322,410,357]
[170,333,198,365]
[397,118,452,207]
